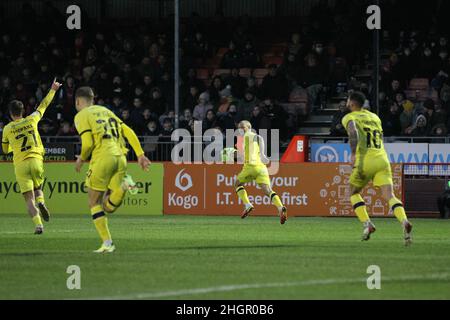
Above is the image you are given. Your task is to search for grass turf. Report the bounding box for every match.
[0,214,449,300]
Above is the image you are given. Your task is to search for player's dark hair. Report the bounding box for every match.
[349,91,366,108]
[75,86,95,101]
[8,100,24,117]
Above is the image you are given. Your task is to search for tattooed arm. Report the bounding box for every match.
[347,120,358,165]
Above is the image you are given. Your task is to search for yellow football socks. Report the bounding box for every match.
[91,205,112,243]
[35,195,45,205]
[236,186,251,205]
[270,192,283,209]
[350,194,370,223]
[104,189,125,213]
[32,214,43,227]
[389,197,408,223]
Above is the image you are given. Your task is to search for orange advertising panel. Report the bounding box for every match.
[163,163,403,217]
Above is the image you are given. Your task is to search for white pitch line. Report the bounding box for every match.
[0,230,80,235]
[85,273,450,300]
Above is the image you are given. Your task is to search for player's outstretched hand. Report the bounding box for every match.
[75,155,84,173]
[51,78,63,91]
[138,155,151,172]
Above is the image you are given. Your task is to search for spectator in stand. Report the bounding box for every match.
[287,33,302,57]
[381,100,402,136]
[208,76,225,107]
[39,120,57,136]
[298,54,326,106]
[159,71,174,105]
[108,95,126,116]
[423,99,446,135]
[244,76,260,98]
[143,108,157,127]
[311,41,329,75]
[221,40,241,69]
[241,40,259,68]
[408,114,428,136]
[216,86,234,115]
[203,109,219,131]
[397,47,417,84]
[183,85,200,110]
[385,79,404,101]
[400,102,415,135]
[190,31,209,61]
[144,120,160,136]
[121,108,134,129]
[179,108,193,129]
[148,87,167,116]
[330,100,349,136]
[250,105,271,132]
[159,118,174,139]
[130,97,146,135]
[218,104,239,130]
[224,68,246,99]
[193,92,213,120]
[184,68,205,93]
[395,92,414,115]
[238,89,259,122]
[94,69,113,98]
[418,47,438,80]
[56,121,75,136]
[260,64,288,101]
[263,99,289,140]
[432,49,449,90]
[159,110,175,127]
[279,53,301,88]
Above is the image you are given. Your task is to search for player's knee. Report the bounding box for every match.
[234,180,243,188]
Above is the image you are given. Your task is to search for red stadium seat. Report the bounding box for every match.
[253,68,269,79]
[409,78,429,90]
[289,88,308,103]
[239,68,251,78]
[262,55,284,66]
[216,47,228,58]
[196,68,210,80]
[212,69,231,77]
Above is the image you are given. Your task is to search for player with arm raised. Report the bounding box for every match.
[232,120,287,224]
[74,87,151,253]
[342,91,413,245]
[1,78,62,234]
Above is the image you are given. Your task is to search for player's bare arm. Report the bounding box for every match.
[34,78,62,118]
[347,120,358,166]
[122,124,151,171]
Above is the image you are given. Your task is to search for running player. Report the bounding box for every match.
[1,79,62,234]
[74,87,151,253]
[233,120,287,224]
[342,91,413,245]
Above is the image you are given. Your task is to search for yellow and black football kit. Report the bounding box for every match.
[342,109,407,226]
[237,131,271,186]
[342,109,392,189]
[235,131,284,211]
[74,104,144,194]
[1,89,56,193]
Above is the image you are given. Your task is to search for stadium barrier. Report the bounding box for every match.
[403,163,450,216]
[0,162,163,215]
[163,163,403,217]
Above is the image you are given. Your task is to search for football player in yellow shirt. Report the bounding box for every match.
[342,91,413,245]
[74,87,151,253]
[1,78,62,234]
[233,120,287,224]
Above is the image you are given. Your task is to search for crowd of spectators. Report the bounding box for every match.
[1,0,450,154]
[330,30,450,138]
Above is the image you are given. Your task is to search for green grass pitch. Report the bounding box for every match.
[0,214,449,299]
